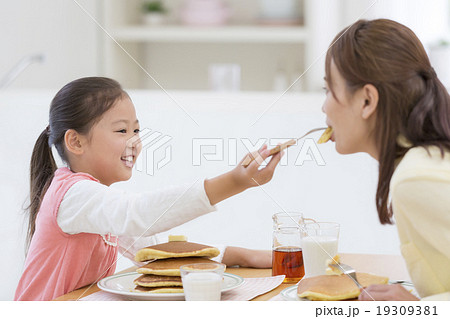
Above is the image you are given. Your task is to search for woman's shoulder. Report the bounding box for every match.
[391,145,450,187]
[398,145,450,170]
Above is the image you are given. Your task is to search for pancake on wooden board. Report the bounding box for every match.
[297,273,389,301]
[133,285,184,294]
[137,257,224,276]
[135,241,220,262]
[134,274,183,288]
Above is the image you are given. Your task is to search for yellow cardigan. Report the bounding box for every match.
[391,146,450,300]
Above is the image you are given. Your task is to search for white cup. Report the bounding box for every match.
[180,263,225,301]
[301,222,340,277]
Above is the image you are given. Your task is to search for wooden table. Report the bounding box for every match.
[55,253,410,301]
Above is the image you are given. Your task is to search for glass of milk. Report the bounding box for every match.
[301,222,340,277]
[180,263,225,301]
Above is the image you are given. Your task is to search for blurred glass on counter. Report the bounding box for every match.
[258,0,301,25]
[208,63,241,91]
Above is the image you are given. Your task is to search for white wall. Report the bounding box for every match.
[0,0,101,89]
[0,90,401,300]
[343,0,449,46]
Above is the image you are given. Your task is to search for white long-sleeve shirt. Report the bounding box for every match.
[58,179,216,236]
[56,179,225,264]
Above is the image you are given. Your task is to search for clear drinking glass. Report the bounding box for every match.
[180,263,225,301]
[300,222,340,277]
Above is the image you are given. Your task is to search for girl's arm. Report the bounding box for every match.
[222,246,272,268]
[57,145,282,237]
[204,145,282,205]
[58,179,216,237]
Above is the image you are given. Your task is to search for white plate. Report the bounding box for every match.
[281,285,302,301]
[281,281,418,301]
[97,272,244,301]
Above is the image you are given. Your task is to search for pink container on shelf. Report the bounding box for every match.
[180,0,230,26]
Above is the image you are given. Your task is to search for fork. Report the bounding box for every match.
[329,262,364,289]
[242,127,327,167]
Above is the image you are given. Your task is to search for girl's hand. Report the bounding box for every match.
[358,284,419,301]
[231,144,283,189]
[204,144,283,205]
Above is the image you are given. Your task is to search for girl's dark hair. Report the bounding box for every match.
[325,19,450,225]
[26,77,126,248]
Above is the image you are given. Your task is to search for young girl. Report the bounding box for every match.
[322,19,450,300]
[15,77,281,301]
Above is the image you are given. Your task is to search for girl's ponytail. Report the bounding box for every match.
[27,126,57,249]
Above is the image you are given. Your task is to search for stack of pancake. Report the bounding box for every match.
[133,235,224,293]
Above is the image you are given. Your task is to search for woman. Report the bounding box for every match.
[322,19,450,300]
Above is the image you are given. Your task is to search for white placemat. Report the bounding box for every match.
[80,275,285,301]
[221,275,285,301]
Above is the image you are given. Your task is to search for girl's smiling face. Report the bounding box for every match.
[80,96,141,186]
[322,60,379,159]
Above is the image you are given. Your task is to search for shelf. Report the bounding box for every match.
[111,25,308,43]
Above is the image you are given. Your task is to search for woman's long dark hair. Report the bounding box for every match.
[325,19,450,224]
[26,77,126,249]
